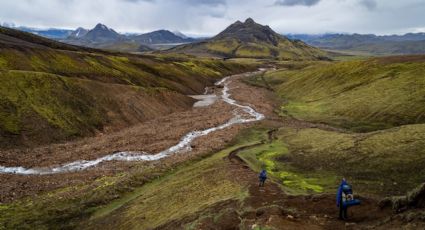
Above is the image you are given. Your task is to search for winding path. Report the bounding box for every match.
[0,74,265,175]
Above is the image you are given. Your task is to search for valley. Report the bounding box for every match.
[1,14,425,230]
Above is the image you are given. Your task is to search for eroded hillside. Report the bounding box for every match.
[0,26,254,148]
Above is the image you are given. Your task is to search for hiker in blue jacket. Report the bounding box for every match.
[336,178,361,220]
[259,169,267,187]
[337,178,349,219]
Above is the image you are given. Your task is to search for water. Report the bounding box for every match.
[0,76,265,175]
[188,94,218,107]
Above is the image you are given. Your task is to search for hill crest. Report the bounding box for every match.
[171,18,328,60]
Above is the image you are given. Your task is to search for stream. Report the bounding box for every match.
[0,75,265,175]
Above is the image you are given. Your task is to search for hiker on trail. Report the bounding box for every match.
[336,178,361,220]
[259,169,267,187]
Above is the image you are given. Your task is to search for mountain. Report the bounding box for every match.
[171,18,327,60]
[63,23,134,51]
[131,29,194,44]
[19,27,73,39]
[62,25,197,52]
[67,27,89,39]
[0,23,73,39]
[80,23,123,43]
[381,32,425,41]
[0,25,92,51]
[288,33,425,55]
[173,31,188,39]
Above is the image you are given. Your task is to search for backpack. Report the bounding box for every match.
[260,170,267,179]
[342,184,353,195]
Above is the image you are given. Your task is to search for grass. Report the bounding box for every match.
[0,71,105,136]
[0,126,263,229]
[0,155,206,229]
[85,144,252,229]
[241,56,425,197]
[263,57,425,132]
[236,128,335,194]
[235,123,425,197]
[277,125,425,196]
[175,36,327,60]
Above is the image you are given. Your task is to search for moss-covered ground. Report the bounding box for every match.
[237,125,425,197]
[0,46,256,147]
[249,56,425,132]
[240,56,425,197]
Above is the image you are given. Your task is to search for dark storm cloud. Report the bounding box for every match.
[274,0,321,7]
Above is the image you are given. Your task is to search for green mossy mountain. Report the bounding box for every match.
[258,56,425,132]
[0,26,254,148]
[171,18,328,60]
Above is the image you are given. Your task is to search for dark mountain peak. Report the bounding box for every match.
[94,23,108,30]
[153,29,174,35]
[68,27,89,39]
[244,18,255,24]
[214,18,285,46]
[91,23,119,34]
[79,23,121,42]
[134,29,194,44]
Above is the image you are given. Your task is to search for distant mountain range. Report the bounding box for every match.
[3,21,425,55]
[129,29,195,44]
[171,18,327,60]
[1,22,196,52]
[63,23,197,52]
[68,27,89,39]
[287,33,425,55]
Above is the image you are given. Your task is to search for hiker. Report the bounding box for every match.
[259,169,267,187]
[336,178,361,220]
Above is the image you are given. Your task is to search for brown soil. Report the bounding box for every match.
[0,71,276,202]
[2,70,423,229]
[157,72,424,229]
[159,139,418,230]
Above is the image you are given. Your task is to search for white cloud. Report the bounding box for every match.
[0,0,424,36]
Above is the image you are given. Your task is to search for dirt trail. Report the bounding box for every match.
[2,70,419,229]
[163,142,391,229]
[158,136,391,229]
[158,74,401,229]
[230,142,391,229]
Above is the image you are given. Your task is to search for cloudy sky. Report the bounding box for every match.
[1,0,424,36]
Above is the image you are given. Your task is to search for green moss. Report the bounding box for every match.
[235,44,271,58]
[0,56,7,69]
[235,128,329,194]
[265,59,425,131]
[86,144,254,229]
[0,97,21,134]
[279,124,425,196]
[206,38,240,54]
[0,71,106,136]
[241,142,327,194]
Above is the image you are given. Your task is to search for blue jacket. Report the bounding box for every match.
[336,179,347,207]
[259,170,267,179]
